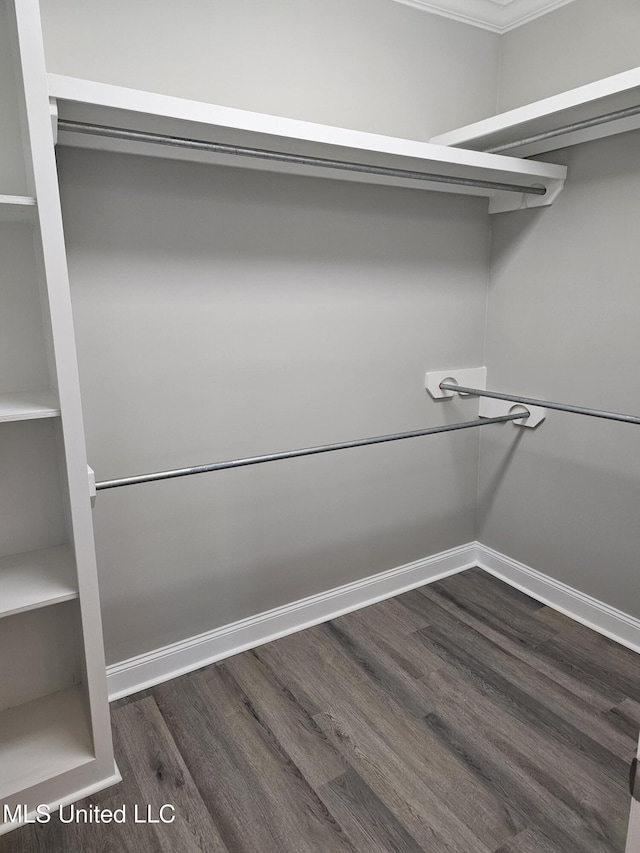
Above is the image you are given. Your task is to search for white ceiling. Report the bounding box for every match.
[392,0,578,33]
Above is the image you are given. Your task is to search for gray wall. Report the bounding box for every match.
[498,0,640,111]
[40,0,499,139]
[58,147,490,664]
[479,130,640,618]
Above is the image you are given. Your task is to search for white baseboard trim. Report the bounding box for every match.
[476,542,640,654]
[107,543,476,700]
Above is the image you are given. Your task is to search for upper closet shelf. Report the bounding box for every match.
[430,67,640,158]
[48,75,565,214]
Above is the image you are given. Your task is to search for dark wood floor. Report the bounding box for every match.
[3,568,638,852]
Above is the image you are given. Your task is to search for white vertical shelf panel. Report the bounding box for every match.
[0,545,77,617]
[0,0,117,828]
[12,0,114,771]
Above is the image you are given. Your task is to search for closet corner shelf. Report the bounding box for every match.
[47,74,566,214]
[0,194,37,222]
[0,545,78,619]
[0,390,60,423]
[0,686,94,801]
[430,66,640,157]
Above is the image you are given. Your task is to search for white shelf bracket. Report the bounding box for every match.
[425,366,546,428]
[49,97,58,145]
[87,464,96,508]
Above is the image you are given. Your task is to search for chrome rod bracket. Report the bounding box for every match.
[479,397,546,428]
[425,367,487,399]
[439,380,640,427]
[427,367,545,428]
[88,464,97,508]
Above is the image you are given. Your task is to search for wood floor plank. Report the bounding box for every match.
[259,625,515,851]
[435,570,549,627]
[419,675,626,853]
[413,619,630,792]
[405,580,631,717]
[153,667,355,853]
[318,768,425,853]
[410,592,637,761]
[341,595,432,636]
[493,826,569,853]
[328,605,628,852]
[313,709,494,853]
[110,696,229,852]
[604,698,640,742]
[538,633,640,705]
[219,649,347,787]
[402,584,631,761]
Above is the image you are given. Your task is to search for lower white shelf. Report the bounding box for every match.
[0,545,78,618]
[0,390,60,423]
[0,686,95,800]
[0,195,37,223]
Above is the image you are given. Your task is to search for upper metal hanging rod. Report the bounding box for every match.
[57,119,547,197]
[485,103,640,154]
[439,383,640,426]
[94,412,525,491]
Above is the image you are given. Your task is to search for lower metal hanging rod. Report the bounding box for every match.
[95,412,525,491]
[485,102,640,154]
[440,383,640,426]
[57,119,547,197]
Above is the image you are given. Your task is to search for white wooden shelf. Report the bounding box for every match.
[0,390,60,422]
[430,67,640,158]
[48,74,566,214]
[0,545,77,618]
[0,194,37,222]
[0,686,94,800]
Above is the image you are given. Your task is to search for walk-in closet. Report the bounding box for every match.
[1,1,639,850]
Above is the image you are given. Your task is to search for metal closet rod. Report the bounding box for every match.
[57,119,547,197]
[485,102,640,154]
[95,412,525,491]
[440,383,640,426]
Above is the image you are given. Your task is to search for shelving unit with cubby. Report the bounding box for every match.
[0,0,117,833]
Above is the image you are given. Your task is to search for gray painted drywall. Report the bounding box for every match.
[40,0,499,140]
[498,0,640,112]
[58,147,490,664]
[479,130,640,618]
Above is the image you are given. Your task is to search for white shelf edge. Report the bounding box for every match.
[48,74,566,213]
[430,66,640,156]
[0,686,94,802]
[0,545,78,618]
[0,194,37,222]
[0,389,60,423]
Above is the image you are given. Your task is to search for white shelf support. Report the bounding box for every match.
[49,97,58,145]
